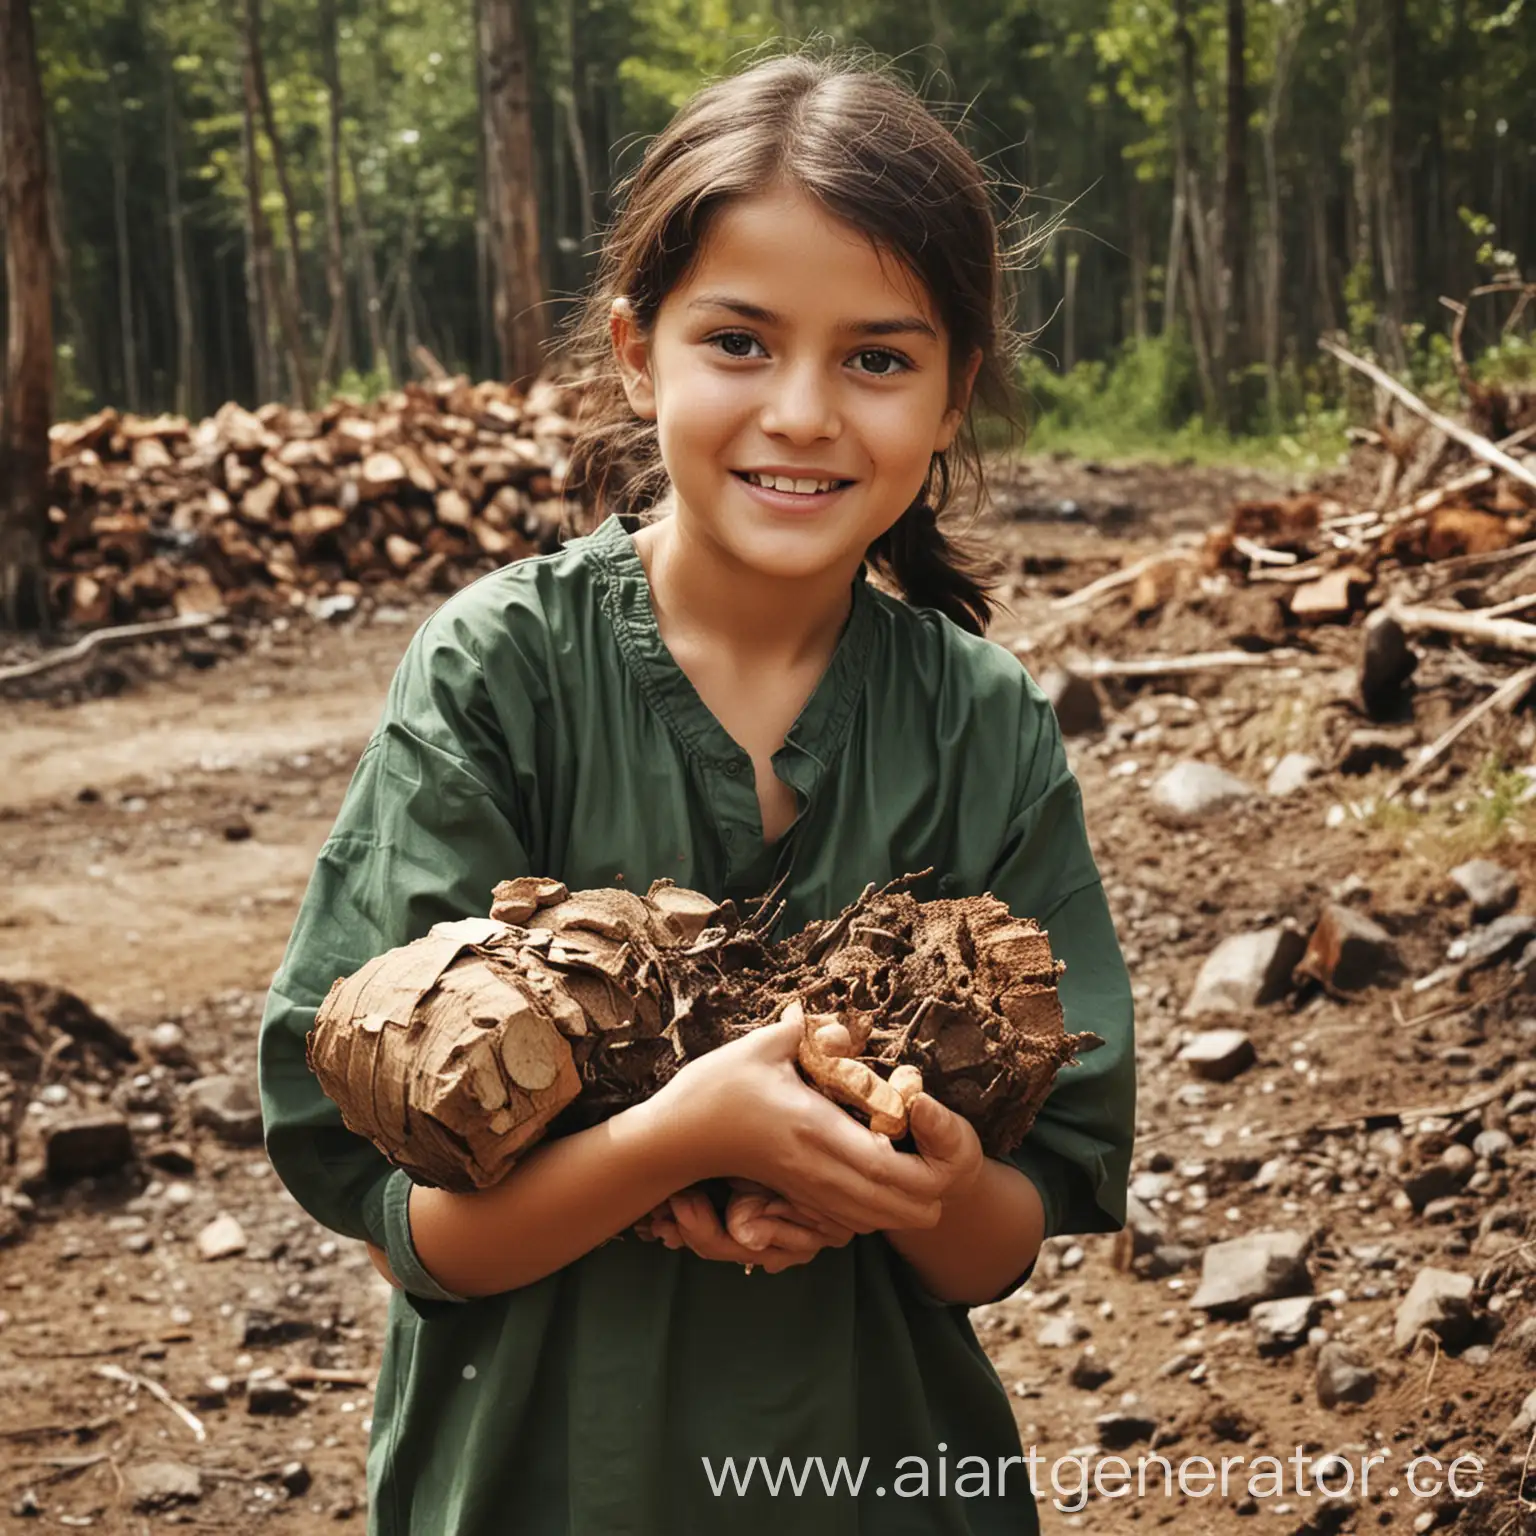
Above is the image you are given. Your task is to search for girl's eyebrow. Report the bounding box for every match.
[686,293,937,341]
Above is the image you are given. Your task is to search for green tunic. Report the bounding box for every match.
[258,514,1135,1536]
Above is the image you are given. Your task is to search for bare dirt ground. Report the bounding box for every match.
[3,457,1535,1534]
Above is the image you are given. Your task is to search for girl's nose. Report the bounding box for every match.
[759,362,841,444]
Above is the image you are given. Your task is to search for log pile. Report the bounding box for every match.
[44,375,587,628]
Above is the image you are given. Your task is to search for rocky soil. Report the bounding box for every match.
[2,455,1534,1534]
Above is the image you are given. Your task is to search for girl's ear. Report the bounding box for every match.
[934,347,984,453]
[610,298,657,420]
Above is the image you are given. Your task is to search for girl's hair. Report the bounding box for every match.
[563,50,1021,635]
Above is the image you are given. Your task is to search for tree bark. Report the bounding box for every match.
[478,0,549,386]
[317,0,350,387]
[1260,2,1303,428]
[239,11,311,406]
[45,122,91,406]
[347,142,389,385]
[109,85,139,413]
[245,0,308,339]
[238,47,277,404]
[164,74,197,417]
[1220,0,1248,425]
[0,0,54,632]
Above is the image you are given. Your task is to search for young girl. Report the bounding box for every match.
[258,50,1134,1536]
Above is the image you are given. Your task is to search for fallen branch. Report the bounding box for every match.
[1321,338,1536,493]
[1081,647,1326,680]
[1385,600,1536,657]
[1409,536,1536,582]
[1049,553,1191,612]
[1384,662,1536,801]
[0,612,216,684]
[94,1363,206,1443]
[1232,535,1298,566]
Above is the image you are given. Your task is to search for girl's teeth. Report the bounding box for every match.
[749,473,838,494]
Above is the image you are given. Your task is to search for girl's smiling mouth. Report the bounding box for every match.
[731,469,856,509]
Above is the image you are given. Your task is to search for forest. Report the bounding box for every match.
[6,0,1534,435]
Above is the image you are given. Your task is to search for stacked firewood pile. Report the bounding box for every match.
[43,375,587,628]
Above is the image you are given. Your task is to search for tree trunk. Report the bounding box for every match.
[110,86,139,414]
[1128,179,1148,341]
[1260,4,1302,429]
[317,0,351,387]
[473,0,496,380]
[164,75,197,418]
[347,142,389,385]
[45,122,92,406]
[245,0,308,340]
[240,13,311,406]
[478,0,549,386]
[1220,0,1248,426]
[0,0,54,632]
[1062,246,1079,372]
[238,49,277,404]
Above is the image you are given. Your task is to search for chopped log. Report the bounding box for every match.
[1384,600,1536,657]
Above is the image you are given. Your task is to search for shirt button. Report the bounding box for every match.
[725,761,741,777]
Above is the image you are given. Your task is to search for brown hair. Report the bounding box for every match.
[562,49,1021,635]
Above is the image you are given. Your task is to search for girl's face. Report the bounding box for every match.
[612,183,980,584]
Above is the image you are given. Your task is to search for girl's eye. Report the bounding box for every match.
[851,349,911,377]
[709,331,765,359]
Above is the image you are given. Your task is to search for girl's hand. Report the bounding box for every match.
[634,1180,854,1274]
[899,1092,985,1215]
[645,1017,949,1235]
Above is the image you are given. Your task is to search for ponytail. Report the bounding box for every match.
[864,455,1000,636]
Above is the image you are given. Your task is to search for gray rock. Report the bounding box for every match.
[1474,1129,1513,1162]
[185,1074,264,1147]
[1178,1028,1257,1081]
[1250,1294,1319,1353]
[196,1213,248,1261]
[1450,859,1519,923]
[1394,1267,1475,1352]
[247,1376,303,1415]
[1360,610,1417,717]
[1036,1312,1091,1348]
[44,1113,135,1180]
[1315,1342,1377,1408]
[1184,926,1307,1017]
[279,1460,313,1497]
[1266,753,1322,796]
[1191,1230,1311,1316]
[1462,913,1536,973]
[1148,761,1254,828]
[1069,1349,1113,1390]
[241,1309,315,1347]
[125,1461,203,1512]
[1295,904,1400,991]
[1039,667,1104,738]
[1510,1388,1536,1438]
[1095,1412,1156,1451]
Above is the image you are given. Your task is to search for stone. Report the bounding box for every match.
[1449,859,1519,923]
[1461,913,1536,973]
[1069,1350,1114,1390]
[1250,1295,1319,1353]
[247,1376,303,1415]
[125,1460,203,1512]
[241,1309,315,1347]
[1266,753,1322,796]
[1474,1129,1513,1162]
[185,1075,264,1146]
[1315,1343,1377,1408]
[1039,666,1104,737]
[1336,726,1416,775]
[1036,1312,1091,1348]
[1360,610,1417,717]
[1394,1267,1475,1352]
[1509,1388,1536,1438]
[279,1460,313,1497]
[143,1140,196,1175]
[1402,1162,1465,1213]
[1148,761,1254,828]
[1191,1230,1311,1316]
[1111,1194,1166,1272]
[1178,1028,1257,1082]
[1184,926,1307,1017]
[196,1213,249,1261]
[1294,904,1400,991]
[1290,566,1370,623]
[1095,1412,1157,1451]
[43,1113,135,1180]
[145,1022,193,1066]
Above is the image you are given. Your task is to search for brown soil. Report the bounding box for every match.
[3,456,1534,1534]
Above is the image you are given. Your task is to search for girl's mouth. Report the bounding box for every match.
[731,470,855,510]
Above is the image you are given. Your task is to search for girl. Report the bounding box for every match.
[258,49,1134,1536]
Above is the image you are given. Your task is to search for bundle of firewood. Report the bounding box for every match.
[43,374,588,628]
